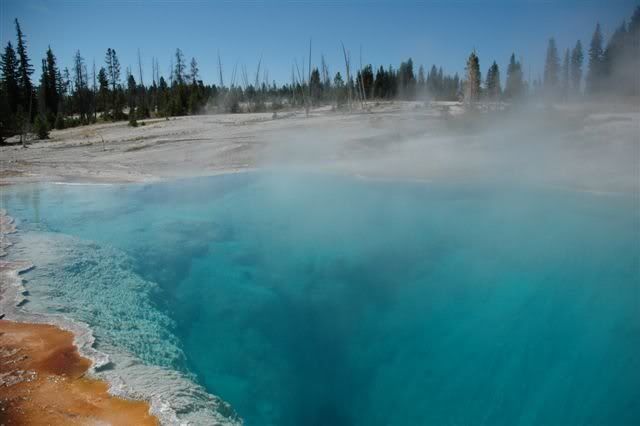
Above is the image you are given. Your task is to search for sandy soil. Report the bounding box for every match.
[2,102,636,193]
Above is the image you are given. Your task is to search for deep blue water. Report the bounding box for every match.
[2,173,639,425]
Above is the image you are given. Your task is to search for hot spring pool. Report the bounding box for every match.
[2,173,639,425]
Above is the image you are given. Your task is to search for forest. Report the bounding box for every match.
[1,6,638,143]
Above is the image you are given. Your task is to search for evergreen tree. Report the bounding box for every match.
[587,23,604,94]
[417,65,426,96]
[356,65,374,99]
[397,58,415,100]
[174,48,186,85]
[38,58,49,116]
[73,50,90,122]
[504,53,524,99]
[105,48,120,91]
[427,65,439,97]
[54,111,65,130]
[127,73,137,113]
[561,49,570,100]
[543,38,560,94]
[309,67,322,105]
[333,71,346,106]
[373,66,385,98]
[15,105,26,144]
[602,21,628,94]
[189,57,199,85]
[1,42,20,114]
[158,76,169,116]
[627,6,640,96]
[55,68,65,110]
[485,61,501,100]
[129,108,138,127]
[44,46,59,115]
[453,73,461,100]
[97,67,109,114]
[105,48,121,119]
[33,113,49,139]
[0,83,8,143]
[570,40,584,95]
[464,51,481,103]
[14,19,35,119]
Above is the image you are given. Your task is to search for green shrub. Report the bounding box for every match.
[34,115,50,139]
[128,109,138,127]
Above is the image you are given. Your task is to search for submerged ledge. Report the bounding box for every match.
[0,207,241,425]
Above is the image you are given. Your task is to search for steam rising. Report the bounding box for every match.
[257,102,639,195]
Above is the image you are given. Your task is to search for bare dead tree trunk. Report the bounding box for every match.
[217,51,224,88]
[137,49,144,86]
[92,59,97,121]
[24,92,33,148]
[359,45,367,109]
[306,39,312,117]
[137,49,145,118]
[169,58,174,87]
[341,42,352,112]
[294,59,308,114]
[291,66,297,107]
[321,54,330,100]
[151,57,156,114]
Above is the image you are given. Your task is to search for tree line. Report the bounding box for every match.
[463,6,639,104]
[1,7,639,143]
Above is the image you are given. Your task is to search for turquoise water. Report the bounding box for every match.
[2,173,639,425]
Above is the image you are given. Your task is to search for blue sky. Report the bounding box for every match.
[1,0,637,86]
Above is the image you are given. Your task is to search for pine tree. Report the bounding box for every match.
[465,51,481,103]
[55,68,65,110]
[14,19,34,119]
[373,66,385,98]
[38,58,49,116]
[309,67,322,105]
[73,50,90,122]
[127,73,137,112]
[360,65,374,99]
[333,71,346,106]
[417,65,425,96]
[397,58,415,100]
[543,38,560,94]
[485,61,501,100]
[189,57,199,85]
[570,40,584,95]
[158,76,168,116]
[427,65,438,96]
[33,113,49,139]
[0,83,8,143]
[97,67,109,114]
[627,6,640,96]
[128,108,138,127]
[587,23,604,94]
[174,48,186,85]
[105,48,121,119]
[105,48,120,91]
[45,47,59,116]
[127,72,138,125]
[504,53,524,100]
[602,21,628,94]
[1,42,20,114]
[452,73,460,100]
[561,49,570,101]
